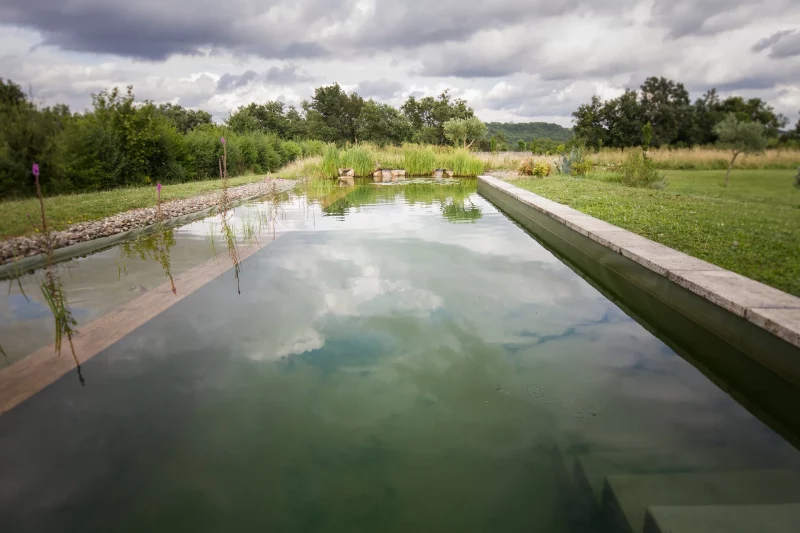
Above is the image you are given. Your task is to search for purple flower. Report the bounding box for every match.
[32,163,40,183]
[156,182,162,193]
[220,136,226,145]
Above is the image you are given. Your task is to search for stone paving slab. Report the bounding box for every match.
[644,504,800,533]
[478,175,800,350]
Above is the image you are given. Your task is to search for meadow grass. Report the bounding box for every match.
[590,147,800,170]
[514,169,800,296]
[0,173,270,239]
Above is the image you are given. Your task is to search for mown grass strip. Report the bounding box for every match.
[514,169,800,296]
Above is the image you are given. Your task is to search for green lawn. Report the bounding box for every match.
[514,169,800,297]
[0,174,271,239]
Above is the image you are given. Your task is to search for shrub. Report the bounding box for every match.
[279,140,303,164]
[518,158,533,175]
[532,161,552,177]
[571,161,592,176]
[299,139,325,158]
[619,152,666,188]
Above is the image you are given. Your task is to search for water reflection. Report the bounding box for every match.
[120,228,178,295]
[316,178,482,224]
[1,179,799,533]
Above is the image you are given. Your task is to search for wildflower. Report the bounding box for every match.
[220,136,226,145]
[32,163,40,184]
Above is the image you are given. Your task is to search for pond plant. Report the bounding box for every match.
[218,136,241,294]
[32,163,84,383]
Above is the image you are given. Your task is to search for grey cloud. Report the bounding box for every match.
[753,30,800,59]
[650,0,795,39]
[265,64,315,85]
[216,65,315,92]
[353,79,404,100]
[419,57,523,78]
[0,0,338,60]
[217,70,258,91]
[357,0,639,49]
[0,0,640,61]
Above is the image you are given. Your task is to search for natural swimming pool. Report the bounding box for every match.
[1,179,799,532]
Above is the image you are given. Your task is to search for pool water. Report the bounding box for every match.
[1,179,798,532]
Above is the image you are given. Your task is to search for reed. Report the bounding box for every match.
[30,163,83,383]
[340,147,374,176]
[403,146,437,175]
[319,144,341,178]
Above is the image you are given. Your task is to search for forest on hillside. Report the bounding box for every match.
[485,122,573,144]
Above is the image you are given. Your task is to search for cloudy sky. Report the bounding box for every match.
[1,0,799,126]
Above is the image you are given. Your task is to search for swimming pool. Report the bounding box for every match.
[1,179,799,532]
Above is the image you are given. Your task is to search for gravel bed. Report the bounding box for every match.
[0,179,296,265]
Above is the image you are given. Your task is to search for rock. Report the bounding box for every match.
[0,179,296,265]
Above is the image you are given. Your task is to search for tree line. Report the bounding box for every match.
[572,76,800,149]
[0,79,492,197]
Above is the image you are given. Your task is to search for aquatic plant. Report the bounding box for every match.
[319,144,341,178]
[403,147,436,176]
[120,229,177,295]
[340,147,373,177]
[31,163,84,383]
[447,150,484,177]
[217,138,241,293]
[156,181,162,219]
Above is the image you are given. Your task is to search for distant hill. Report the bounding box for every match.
[486,122,573,143]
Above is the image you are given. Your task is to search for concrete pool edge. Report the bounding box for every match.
[477,175,800,380]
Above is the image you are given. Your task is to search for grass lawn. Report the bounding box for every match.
[0,174,271,239]
[514,169,800,297]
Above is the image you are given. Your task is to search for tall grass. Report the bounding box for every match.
[341,147,374,176]
[279,143,488,178]
[319,144,341,178]
[590,147,800,170]
[403,147,437,175]
[445,150,485,176]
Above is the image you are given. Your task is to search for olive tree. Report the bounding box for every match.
[443,117,487,148]
[714,113,767,187]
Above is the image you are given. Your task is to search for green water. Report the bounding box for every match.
[1,179,798,532]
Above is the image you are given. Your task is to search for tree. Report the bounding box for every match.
[642,122,652,154]
[226,101,295,137]
[717,97,787,139]
[714,113,768,187]
[157,103,212,133]
[639,76,692,147]
[572,96,606,150]
[225,106,260,133]
[0,79,72,196]
[602,90,642,149]
[355,100,412,146]
[443,117,487,148]
[401,90,474,145]
[303,84,363,143]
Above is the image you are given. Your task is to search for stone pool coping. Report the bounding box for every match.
[477,175,800,350]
